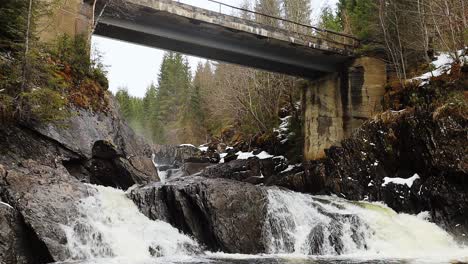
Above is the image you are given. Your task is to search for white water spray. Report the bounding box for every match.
[151,154,167,184]
[264,187,468,260]
[62,184,199,262]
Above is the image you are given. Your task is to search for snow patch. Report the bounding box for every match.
[382,174,420,188]
[198,146,208,152]
[412,49,467,85]
[179,144,196,148]
[236,151,273,160]
[256,151,273,159]
[281,164,299,173]
[0,201,13,209]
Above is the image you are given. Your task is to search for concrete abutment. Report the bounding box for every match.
[303,57,387,160]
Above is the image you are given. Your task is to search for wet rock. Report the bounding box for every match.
[86,140,159,189]
[294,108,468,240]
[200,159,262,182]
[0,95,158,186]
[181,162,212,176]
[92,140,122,159]
[153,144,220,166]
[130,177,267,253]
[0,202,42,264]
[0,160,89,262]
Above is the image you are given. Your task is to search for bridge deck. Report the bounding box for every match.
[94,0,358,78]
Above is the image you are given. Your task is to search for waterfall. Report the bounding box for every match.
[152,153,167,183]
[62,184,199,262]
[264,187,467,259]
[60,183,468,263]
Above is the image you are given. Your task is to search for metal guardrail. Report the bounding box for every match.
[205,0,360,50]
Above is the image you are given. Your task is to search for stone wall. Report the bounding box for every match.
[37,0,95,42]
[303,57,387,160]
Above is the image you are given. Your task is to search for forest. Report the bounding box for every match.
[115,0,467,146]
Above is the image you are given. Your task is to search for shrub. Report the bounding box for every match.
[20,88,68,122]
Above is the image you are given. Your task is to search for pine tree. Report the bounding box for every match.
[282,0,311,34]
[255,0,282,27]
[318,6,343,32]
[115,88,133,120]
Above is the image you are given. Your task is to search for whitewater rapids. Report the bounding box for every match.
[59,184,468,264]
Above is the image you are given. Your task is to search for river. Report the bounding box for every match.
[56,184,468,264]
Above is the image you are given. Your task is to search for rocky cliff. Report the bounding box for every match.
[275,71,468,241]
[0,95,159,262]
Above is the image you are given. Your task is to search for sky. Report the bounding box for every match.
[93,0,337,98]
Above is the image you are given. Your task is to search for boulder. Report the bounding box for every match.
[91,140,122,159]
[200,159,262,182]
[0,160,89,261]
[290,108,468,240]
[181,162,212,176]
[0,201,51,264]
[130,177,267,253]
[86,140,159,189]
[0,95,159,187]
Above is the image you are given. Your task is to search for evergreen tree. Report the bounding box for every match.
[318,6,343,32]
[336,0,379,39]
[282,0,311,34]
[115,88,133,120]
[255,0,282,27]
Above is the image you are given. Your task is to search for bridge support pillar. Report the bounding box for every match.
[37,0,95,43]
[303,57,387,160]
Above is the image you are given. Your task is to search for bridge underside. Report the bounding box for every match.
[94,2,353,78]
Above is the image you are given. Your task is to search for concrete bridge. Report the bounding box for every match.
[92,0,359,78]
[38,0,388,161]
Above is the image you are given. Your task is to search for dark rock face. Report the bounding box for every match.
[281,108,468,240]
[0,201,53,264]
[200,159,262,182]
[87,140,158,189]
[199,157,302,186]
[0,160,89,262]
[152,144,219,167]
[130,177,267,253]
[92,140,123,159]
[0,95,160,263]
[0,96,158,189]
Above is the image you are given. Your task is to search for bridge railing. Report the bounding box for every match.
[175,0,360,53]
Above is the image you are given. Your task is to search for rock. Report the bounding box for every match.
[0,160,89,261]
[244,176,265,185]
[92,140,122,159]
[85,140,159,189]
[294,108,468,240]
[130,177,267,253]
[0,95,158,187]
[181,162,212,176]
[153,144,220,166]
[86,157,153,189]
[0,202,33,264]
[200,159,262,182]
[33,96,152,160]
[223,152,238,163]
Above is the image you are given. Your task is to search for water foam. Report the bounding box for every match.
[264,187,468,260]
[62,184,199,261]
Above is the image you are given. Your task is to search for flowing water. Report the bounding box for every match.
[59,184,468,264]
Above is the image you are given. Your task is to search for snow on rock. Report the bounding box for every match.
[236,151,256,160]
[382,174,421,188]
[274,116,291,139]
[219,153,228,163]
[280,164,300,173]
[413,49,467,85]
[199,146,209,152]
[256,151,273,159]
[236,151,274,160]
[179,144,196,148]
[0,201,13,209]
